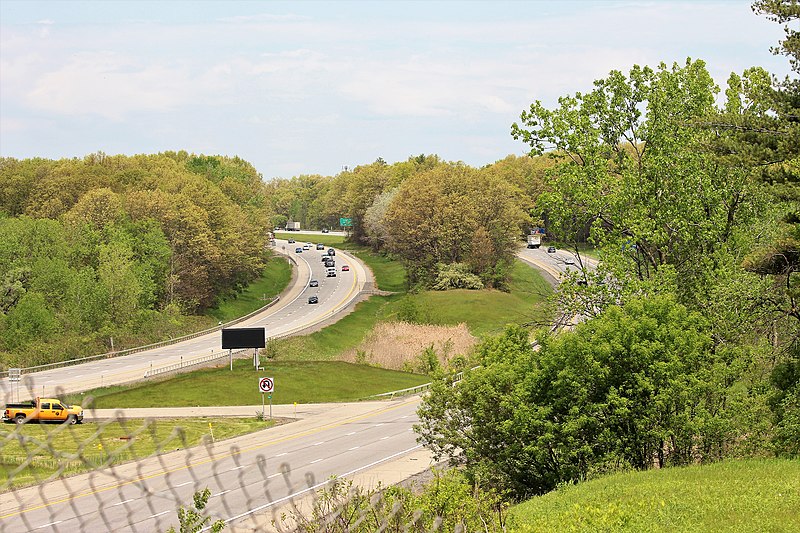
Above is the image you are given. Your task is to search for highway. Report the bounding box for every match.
[0,240,369,400]
[0,398,428,532]
[0,238,586,532]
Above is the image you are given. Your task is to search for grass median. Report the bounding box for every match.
[1,417,274,490]
[65,360,431,408]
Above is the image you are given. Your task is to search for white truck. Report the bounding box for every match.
[526,233,541,249]
[286,221,301,231]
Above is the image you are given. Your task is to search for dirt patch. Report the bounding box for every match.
[340,321,477,371]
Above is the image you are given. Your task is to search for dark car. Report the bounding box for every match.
[322,228,329,233]
[316,243,325,250]
[341,265,350,271]
[288,238,295,244]
[309,279,319,287]
[327,248,335,256]
[308,295,319,304]
[295,247,302,253]
[547,246,556,253]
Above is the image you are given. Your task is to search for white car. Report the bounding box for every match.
[302,244,310,250]
[564,257,575,265]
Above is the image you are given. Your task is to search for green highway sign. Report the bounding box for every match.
[339,217,353,227]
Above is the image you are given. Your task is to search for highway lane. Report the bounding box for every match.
[516,245,596,282]
[0,398,427,533]
[0,242,369,399]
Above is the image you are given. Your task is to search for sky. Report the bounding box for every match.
[0,0,792,180]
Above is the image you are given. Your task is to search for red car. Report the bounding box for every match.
[341,265,350,271]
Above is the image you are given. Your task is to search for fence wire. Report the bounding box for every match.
[0,382,449,533]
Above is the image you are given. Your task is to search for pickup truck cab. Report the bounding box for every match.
[3,397,84,425]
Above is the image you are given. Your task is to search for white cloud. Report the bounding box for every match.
[25,52,231,120]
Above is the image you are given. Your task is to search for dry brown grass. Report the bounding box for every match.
[340,321,477,372]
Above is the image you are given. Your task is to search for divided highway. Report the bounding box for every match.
[1,241,368,399]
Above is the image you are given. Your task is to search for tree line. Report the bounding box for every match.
[0,152,271,368]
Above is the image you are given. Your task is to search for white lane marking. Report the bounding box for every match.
[348,446,360,451]
[214,490,231,497]
[380,436,390,440]
[275,452,288,457]
[312,441,324,446]
[400,415,408,419]
[310,458,322,464]
[229,465,246,471]
[112,498,135,506]
[150,510,170,518]
[268,473,281,479]
[345,431,356,436]
[36,522,62,529]
[175,481,192,487]
[374,423,384,427]
[225,444,424,524]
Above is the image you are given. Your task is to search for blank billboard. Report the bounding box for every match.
[221,327,266,349]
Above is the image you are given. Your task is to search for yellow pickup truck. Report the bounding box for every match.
[3,397,84,425]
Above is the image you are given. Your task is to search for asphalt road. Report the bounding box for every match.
[0,242,369,400]
[0,398,430,533]
[0,239,587,532]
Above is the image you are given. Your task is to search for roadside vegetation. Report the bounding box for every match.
[1,417,275,490]
[508,459,800,532]
[64,361,431,408]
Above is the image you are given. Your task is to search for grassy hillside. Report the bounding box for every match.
[66,360,431,407]
[509,459,800,532]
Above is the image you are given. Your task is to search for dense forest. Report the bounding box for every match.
[0,152,272,367]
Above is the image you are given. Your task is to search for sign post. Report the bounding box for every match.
[258,377,275,419]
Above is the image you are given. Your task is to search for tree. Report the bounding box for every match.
[417,297,731,500]
[512,59,763,314]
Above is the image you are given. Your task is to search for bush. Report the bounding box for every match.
[432,263,484,290]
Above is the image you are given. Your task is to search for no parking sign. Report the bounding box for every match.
[259,377,274,393]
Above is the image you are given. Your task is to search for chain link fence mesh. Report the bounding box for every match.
[1,380,451,533]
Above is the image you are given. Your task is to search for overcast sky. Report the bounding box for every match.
[0,1,791,180]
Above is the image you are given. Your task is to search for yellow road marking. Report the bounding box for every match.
[0,397,420,519]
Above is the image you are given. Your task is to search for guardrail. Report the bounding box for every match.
[0,295,281,379]
[143,349,249,378]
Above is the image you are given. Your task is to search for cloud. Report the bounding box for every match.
[25,51,231,120]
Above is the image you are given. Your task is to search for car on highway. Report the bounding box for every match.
[322,228,329,233]
[342,265,350,271]
[309,279,319,287]
[547,246,556,253]
[316,243,325,250]
[326,267,337,277]
[302,244,310,250]
[327,248,335,256]
[288,238,295,244]
[564,257,575,265]
[295,247,302,253]
[308,295,318,304]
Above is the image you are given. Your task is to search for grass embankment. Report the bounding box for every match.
[272,258,553,360]
[207,257,292,323]
[65,360,431,408]
[509,459,800,532]
[1,417,274,489]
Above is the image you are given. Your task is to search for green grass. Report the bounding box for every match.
[411,260,554,337]
[271,259,553,360]
[1,417,274,489]
[65,360,431,408]
[207,259,292,322]
[509,459,800,532]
